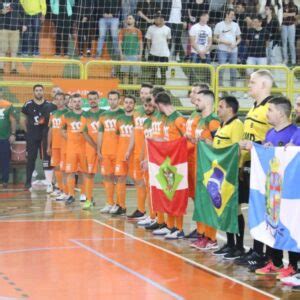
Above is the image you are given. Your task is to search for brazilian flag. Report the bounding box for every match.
[193,142,239,233]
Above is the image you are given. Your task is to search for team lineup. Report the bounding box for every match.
[20,69,300,286]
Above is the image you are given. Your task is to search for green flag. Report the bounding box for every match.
[193,142,239,233]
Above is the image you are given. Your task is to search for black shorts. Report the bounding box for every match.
[148,54,169,63]
[239,161,250,204]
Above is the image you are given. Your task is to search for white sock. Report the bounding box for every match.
[44,170,54,185]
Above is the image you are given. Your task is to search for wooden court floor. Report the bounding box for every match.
[0,187,298,300]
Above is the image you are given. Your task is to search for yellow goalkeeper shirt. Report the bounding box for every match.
[20,0,47,16]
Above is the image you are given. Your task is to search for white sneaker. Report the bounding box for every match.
[56,193,68,201]
[153,227,171,236]
[46,184,53,193]
[281,274,300,286]
[165,229,185,240]
[80,194,87,202]
[137,216,156,227]
[109,204,119,214]
[50,190,61,198]
[100,204,113,213]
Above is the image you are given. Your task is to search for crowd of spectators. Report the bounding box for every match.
[0,0,300,74]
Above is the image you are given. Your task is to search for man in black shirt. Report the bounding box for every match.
[246,15,269,67]
[21,84,57,189]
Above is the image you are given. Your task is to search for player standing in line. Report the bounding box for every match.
[184,82,210,240]
[113,95,136,216]
[47,92,68,199]
[61,94,86,205]
[237,70,274,271]
[97,90,124,214]
[152,92,187,240]
[190,90,221,250]
[126,83,153,220]
[81,91,104,210]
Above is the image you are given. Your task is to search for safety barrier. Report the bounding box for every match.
[0,57,298,111]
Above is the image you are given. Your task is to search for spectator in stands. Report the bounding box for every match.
[246,15,269,66]
[162,0,188,62]
[75,0,95,57]
[235,1,252,64]
[0,90,17,188]
[189,11,212,63]
[214,8,241,86]
[50,0,75,57]
[186,0,209,58]
[258,0,283,25]
[96,0,122,58]
[118,15,143,84]
[221,0,236,20]
[0,0,27,74]
[282,0,298,66]
[145,13,171,85]
[264,5,282,64]
[136,0,160,59]
[20,0,46,56]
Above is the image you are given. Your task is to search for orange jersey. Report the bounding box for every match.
[116,114,134,161]
[98,108,124,156]
[163,111,186,141]
[81,109,104,144]
[195,113,220,141]
[62,111,85,153]
[49,108,68,149]
[186,110,201,151]
[133,106,149,157]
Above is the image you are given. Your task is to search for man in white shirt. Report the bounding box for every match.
[146,13,171,85]
[189,11,212,64]
[214,8,241,86]
[163,0,188,62]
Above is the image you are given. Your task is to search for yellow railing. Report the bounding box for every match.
[215,64,291,111]
[1,57,299,111]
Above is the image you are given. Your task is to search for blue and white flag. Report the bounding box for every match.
[249,143,300,253]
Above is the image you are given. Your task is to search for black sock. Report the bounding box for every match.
[235,214,245,250]
[226,232,235,248]
[253,239,264,255]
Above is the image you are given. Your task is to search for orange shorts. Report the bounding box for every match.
[101,155,116,176]
[65,151,86,173]
[115,157,134,177]
[51,148,61,167]
[133,157,143,181]
[86,149,99,174]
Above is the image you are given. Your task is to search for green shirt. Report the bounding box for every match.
[0,100,15,139]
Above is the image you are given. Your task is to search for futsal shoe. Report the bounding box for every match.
[165,228,185,240]
[100,204,113,213]
[46,184,53,194]
[190,236,206,249]
[82,200,93,210]
[184,229,200,240]
[145,220,159,231]
[50,190,61,198]
[234,249,254,265]
[127,210,146,220]
[281,273,300,286]
[137,216,156,227]
[201,239,218,250]
[111,206,127,216]
[56,193,68,201]
[65,196,75,205]
[80,194,87,202]
[213,244,233,256]
[276,265,297,280]
[109,204,120,214]
[152,225,170,236]
[247,253,269,272]
[255,262,282,275]
[223,247,245,260]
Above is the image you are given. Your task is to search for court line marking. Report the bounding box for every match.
[93,219,279,300]
[0,246,79,255]
[0,296,23,300]
[70,239,184,300]
[0,219,91,223]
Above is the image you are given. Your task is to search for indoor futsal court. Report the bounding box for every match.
[0,187,296,300]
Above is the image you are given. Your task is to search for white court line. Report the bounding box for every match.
[70,239,184,300]
[0,297,23,300]
[93,219,279,300]
[0,219,91,223]
[0,246,79,255]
